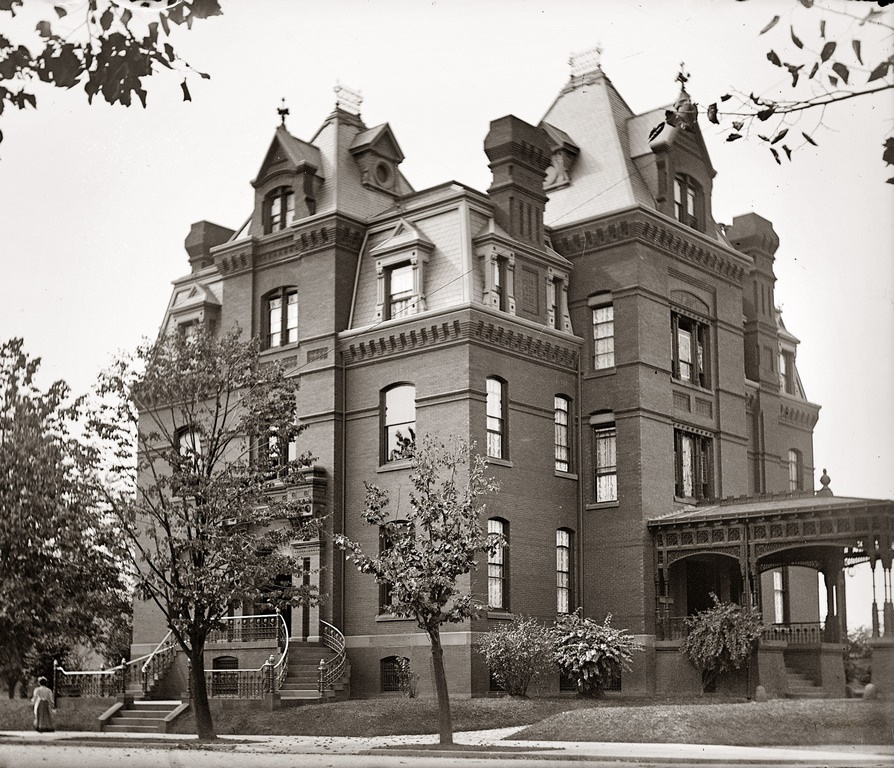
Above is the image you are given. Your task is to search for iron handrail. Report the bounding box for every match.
[317,619,347,693]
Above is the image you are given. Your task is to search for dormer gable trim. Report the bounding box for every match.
[349,123,405,163]
[369,218,434,260]
[251,126,323,189]
[473,217,572,270]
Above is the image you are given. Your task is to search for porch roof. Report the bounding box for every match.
[647,493,894,529]
[648,492,894,572]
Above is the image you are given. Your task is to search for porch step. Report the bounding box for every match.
[783,667,827,699]
[100,700,186,733]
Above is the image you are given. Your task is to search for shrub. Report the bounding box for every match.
[395,656,419,698]
[477,615,556,697]
[681,595,764,692]
[551,610,643,697]
[844,626,872,685]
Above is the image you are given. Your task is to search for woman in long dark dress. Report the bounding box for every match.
[31,676,54,732]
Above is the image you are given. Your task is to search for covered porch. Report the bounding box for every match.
[648,484,894,697]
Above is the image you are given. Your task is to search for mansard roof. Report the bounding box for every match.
[540,67,655,227]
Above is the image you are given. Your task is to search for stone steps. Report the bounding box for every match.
[100,700,186,733]
[783,666,827,699]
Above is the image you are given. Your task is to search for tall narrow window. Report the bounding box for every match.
[487,518,508,610]
[672,312,709,387]
[673,175,701,230]
[779,351,796,395]
[556,529,573,614]
[382,384,416,462]
[387,263,414,320]
[788,449,803,491]
[554,396,571,472]
[674,429,713,500]
[592,421,618,502]
[591,303,615,369]
[265,187,295,233]
[264,287,298,349]
[492,258,507,311]
[486,377,506,459]
[772,569,786,624]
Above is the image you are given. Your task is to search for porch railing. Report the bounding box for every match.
[656,613,827,644]
[204,612,290,699]
[761,622,825,644]
[207,613,281,644]
[655,615,689,641]
[53,660,123,697]
[141,628,178,695]
[317,619,347,693]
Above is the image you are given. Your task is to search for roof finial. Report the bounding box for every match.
[277,98,289,127]
[676,62,690,91]
[569,45,603,78]
[334,82,363,116]
[817,468,833,496]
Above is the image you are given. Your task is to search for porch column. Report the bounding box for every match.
[885,563,894,638]
[836,567,848,644]
[871,557,880,639]
[822,567,838,643]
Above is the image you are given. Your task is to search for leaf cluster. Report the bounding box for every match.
[0,337,130,688]
[0,0,220,144]
[90,326,320,656]
[681,595,764,691]
[551,609,643,697]
[658,1,894,179]
[476,615,557,697]
[335,435,500,640]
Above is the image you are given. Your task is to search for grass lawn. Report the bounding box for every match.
[515,698,894,746]
[2,695,891,746]
[170,695,894,745]
[0,697,109,732]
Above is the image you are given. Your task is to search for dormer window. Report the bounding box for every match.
[673,175,702,231]
[387,263,414,320]
[265,187,295,233]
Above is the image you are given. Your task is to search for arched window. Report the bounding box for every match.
[263,287,298,349]
[487,518,509,610]
[556,528,573,614]
[380,656,406,692]
[673,174,702,231]
[554,396,571,472]
[211,656,239,697]
[486,377,507,459]
[264,187,295,233]
[382,384,416,463]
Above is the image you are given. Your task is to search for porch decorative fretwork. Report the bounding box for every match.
[649,490,894,640]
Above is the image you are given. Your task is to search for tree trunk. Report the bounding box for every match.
[428,626,453,746]
[188,644,216,740]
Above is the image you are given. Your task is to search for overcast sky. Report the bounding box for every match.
[1,0,891,627]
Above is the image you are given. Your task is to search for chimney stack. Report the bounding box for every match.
[483,116,551,247]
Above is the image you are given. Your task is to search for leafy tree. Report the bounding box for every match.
[551,609,643,697]
[90,326,320,740]
[657,1,894,180]
[844,625,872,685]
[681,595,764,693]
[477,614,556,697]
[0,338,129,699]
[0,0,221,144]
[335,436,500,746]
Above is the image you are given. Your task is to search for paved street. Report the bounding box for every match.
[1,729,893,768]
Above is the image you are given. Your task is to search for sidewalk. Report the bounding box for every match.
[2,726,894,764]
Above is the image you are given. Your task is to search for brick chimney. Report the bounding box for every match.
[483,116,551,247]
[185,221,236,272]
